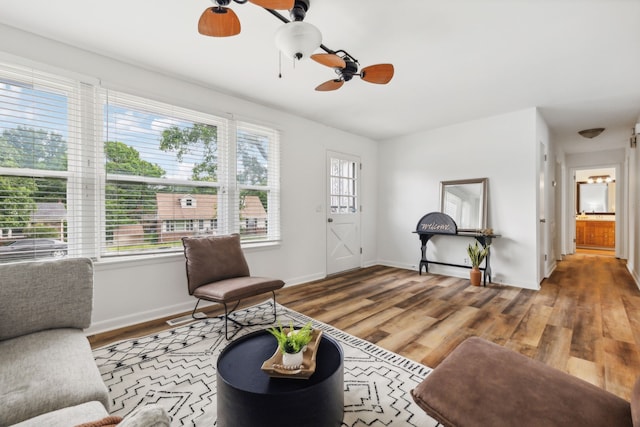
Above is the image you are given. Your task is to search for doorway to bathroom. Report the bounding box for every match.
[574,167,616,257]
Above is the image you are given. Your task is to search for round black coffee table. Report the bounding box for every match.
[216,329,344,427]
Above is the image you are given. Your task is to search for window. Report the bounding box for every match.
[329,157,357,214]
[0,64,92,262]
[0,62,280,261]
[181,196,196,208]
[103,90,225,255]
[236,122,280,241]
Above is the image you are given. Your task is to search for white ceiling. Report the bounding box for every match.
[1,0,639,153]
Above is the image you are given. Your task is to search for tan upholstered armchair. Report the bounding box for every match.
[182,234,285,339]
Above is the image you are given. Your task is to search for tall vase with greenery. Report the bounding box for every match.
[467,241,489,286]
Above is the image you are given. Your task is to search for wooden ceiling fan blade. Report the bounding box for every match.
[361,64,394,84]
[198,7,241,37]
[315,79,344,92]
[249,0,295,10]
[311,53,346,69]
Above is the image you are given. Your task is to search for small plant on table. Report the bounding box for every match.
[267,321,314,368]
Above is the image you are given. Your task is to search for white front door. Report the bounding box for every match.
[326,151,361,275]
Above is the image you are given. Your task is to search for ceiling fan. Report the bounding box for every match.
[198,0,295,37]
[199,0,395,92]
[311,51,394,91]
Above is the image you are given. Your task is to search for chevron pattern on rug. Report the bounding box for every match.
[93,302,440,426]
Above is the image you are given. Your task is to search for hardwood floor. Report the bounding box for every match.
[89,253,640,400]
[576,247,616,256]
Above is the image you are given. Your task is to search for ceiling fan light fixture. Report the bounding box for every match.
[198,6,241,37]
[249,0,295,9]
[578,128,605,139]
[274,21,322,60]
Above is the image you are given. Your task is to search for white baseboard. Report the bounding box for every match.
[376,259,418,271]
[283,272,326,287]
[545,261,557,279]
[86,272,326,337]
[628,263,640,291]
[86,299,211,336]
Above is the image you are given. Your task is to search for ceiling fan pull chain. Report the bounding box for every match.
[278,51,282,78]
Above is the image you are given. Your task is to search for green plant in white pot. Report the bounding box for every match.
[267,321,313,368]
[467,241,489,286]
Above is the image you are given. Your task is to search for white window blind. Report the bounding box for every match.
[0,61,280,262]
[0,63,97,262]
[102,91,280,257]
[102,90,227,257]
[235,121,280,243]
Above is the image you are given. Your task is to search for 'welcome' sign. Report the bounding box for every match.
[415,212,457,234]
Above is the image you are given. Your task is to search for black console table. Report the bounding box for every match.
[414,212,499,287]
[414,231,499,286]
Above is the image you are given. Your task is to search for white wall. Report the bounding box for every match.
[0,24,379,334]
[376,108,540,289]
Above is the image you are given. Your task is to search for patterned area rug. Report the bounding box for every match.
[93,302,440,426]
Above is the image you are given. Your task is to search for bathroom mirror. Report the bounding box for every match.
[440,178,488,231]
[577,181,615,214]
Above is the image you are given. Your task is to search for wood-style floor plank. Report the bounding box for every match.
[536,324,573,371]
[89,253,640,400]
[567,356,603,388]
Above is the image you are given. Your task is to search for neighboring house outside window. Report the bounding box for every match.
[240,195,268,235]
[156,193,218,243]
[30,202,67,241]
[156,193,269,242]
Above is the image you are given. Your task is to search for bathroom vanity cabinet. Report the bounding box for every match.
[576,219,615,248]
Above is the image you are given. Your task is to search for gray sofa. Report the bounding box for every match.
[0,258,110,426]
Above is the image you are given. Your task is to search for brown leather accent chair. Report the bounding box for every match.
[411,336,634,427]
[182,234,285,339]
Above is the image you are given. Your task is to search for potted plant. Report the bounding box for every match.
[267,321,314,368]
[467,241,489,286]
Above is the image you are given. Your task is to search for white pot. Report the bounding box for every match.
[282,350,304,368]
